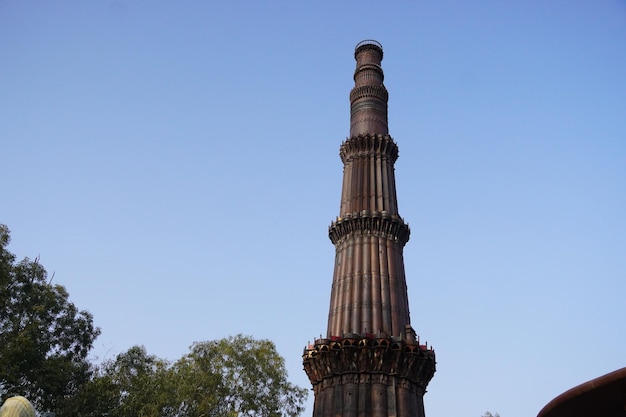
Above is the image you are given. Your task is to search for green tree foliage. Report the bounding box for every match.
[0,225,101,411]
[65,335,308,417]
[60,346,175,417]
[0,225,307,416]
[173,335,308,417]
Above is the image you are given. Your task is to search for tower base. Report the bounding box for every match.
[303,335,435,417]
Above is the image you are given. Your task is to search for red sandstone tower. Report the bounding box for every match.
[303,40,436,417]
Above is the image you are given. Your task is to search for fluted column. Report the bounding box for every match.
[326,212,410,337]
[339,134,400,216]
[304,40,435,417]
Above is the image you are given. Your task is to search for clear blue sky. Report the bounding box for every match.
[2,1,625,416]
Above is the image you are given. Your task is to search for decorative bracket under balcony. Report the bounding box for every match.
[329,210,410,246]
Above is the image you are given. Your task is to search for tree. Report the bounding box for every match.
[482,412,500,417]
[66,335,308,417]
[0,225,101,412]
[0,226,307,416]
[59,345,175,417]
[172,335,308,417]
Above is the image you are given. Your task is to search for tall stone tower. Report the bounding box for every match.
[303,40,436,417]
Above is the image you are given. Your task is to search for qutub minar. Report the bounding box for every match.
[303,40,436,417]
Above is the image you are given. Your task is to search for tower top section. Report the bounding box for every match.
[349,40,389,137]
[354,39,383,58]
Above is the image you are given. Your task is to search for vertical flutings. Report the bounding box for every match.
[305,40,435,417]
